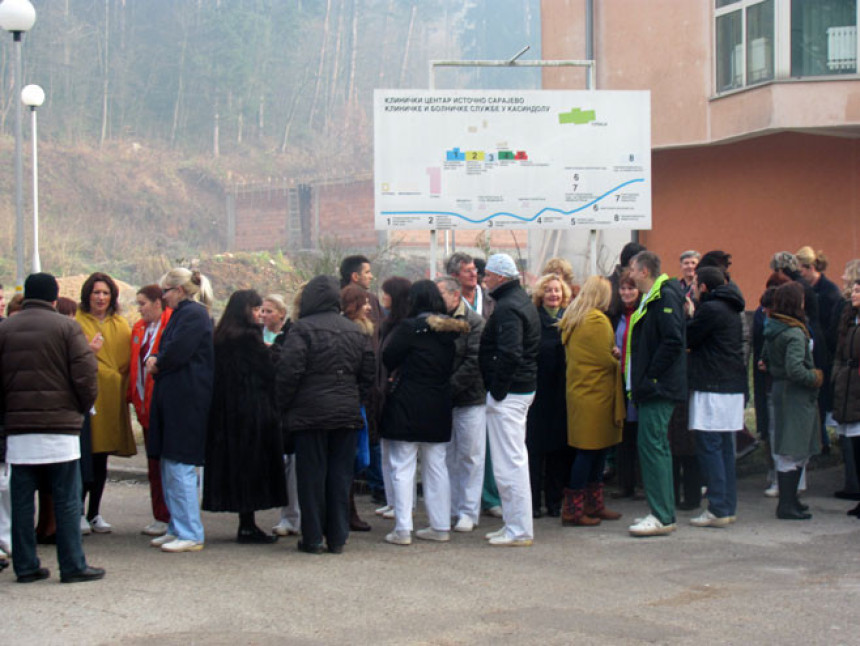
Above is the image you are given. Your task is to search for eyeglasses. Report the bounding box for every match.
[162,287,176,295]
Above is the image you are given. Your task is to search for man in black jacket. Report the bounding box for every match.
[626,251,687,537]
[0,273,103,583]
[436,276,486,533]
[478,254,540,546]
[686,266,747,528]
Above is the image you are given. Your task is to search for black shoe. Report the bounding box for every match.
[16,567,50,583]
[327,544,344,554]
[237,526,278,544]
[61,566,105,584]
[834,490,860,501]
[297,540,324,554]
[847,503,860,517]
[776,470,811,520]
[370,490,387,505]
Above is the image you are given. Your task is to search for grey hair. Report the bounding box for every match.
[446,252,473,276]
[435,276,461,295]
[680,250,700,262]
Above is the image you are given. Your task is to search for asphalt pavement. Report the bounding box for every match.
[2,456,860,645]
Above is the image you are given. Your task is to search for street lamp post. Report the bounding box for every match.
[0,0,36,291]
[22,84,44,274]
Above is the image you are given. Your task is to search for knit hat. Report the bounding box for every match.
[770,251,798,273]
[24,272,59,302]
[485,253,519,278]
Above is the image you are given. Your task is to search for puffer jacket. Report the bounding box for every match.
[832,304,860,424]
[687,282,747,395]
[479,279,541,400]
[450,302,485,407]
[276,275,375,433]
[0,299,97,435]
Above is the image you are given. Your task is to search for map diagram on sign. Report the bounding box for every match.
[374,89,651,231]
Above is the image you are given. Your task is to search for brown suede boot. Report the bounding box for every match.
[349,483,371,532]
[585,482,622,520]
[562,488,601,526]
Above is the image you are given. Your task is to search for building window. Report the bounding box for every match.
[791,0,857,76]
[715,0,775,92]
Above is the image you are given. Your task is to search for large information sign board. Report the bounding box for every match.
[374,89,651,230]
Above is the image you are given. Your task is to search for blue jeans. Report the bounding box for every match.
[11,460,88,578]
[568,448,607,490]
[695,432,737,518]
[161,459,204,543]
[366,440,384,495]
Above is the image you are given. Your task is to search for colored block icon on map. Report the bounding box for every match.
[446,147,466,161]
[466,151,485,161]
[558,108,596,125]
[498,150,515,160]
[515,151,528,160]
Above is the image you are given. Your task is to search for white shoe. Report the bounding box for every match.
[764,484,778,498]
[80,515,92,536]
[272,519,299,536]
[484,527,506,540]
[142,521,168,536]
[488,534,533,547]
[89,515,112,534]
[628,514,676,537]
[689,509,730,528]
[453,517,475,533]
[384,530,411,546]
[375,505,393,516]
[161,539,204,553]
[382,508,395,519]
[415,527,450,542]
[485,505,503,518]
[150,533,177,548]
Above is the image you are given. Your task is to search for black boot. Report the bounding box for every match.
[776,470,811,520]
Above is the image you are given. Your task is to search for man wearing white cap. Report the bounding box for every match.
[478,253,541,546]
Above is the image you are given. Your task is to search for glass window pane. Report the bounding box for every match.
[791,0,857,76]
[716,11,743,91]
[716,0,740,7]
[747,0,775,83]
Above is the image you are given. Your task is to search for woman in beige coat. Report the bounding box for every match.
[559,276,626,526]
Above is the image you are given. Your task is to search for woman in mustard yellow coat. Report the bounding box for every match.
[76,272,135,533]
[559,275,625,527]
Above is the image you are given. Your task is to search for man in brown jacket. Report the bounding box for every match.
[0,272,104,583]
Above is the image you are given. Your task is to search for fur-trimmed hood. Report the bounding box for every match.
[426,314,470,335]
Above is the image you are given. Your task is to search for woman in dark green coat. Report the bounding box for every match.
[762,282,823,520]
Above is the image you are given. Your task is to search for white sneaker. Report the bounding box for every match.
[488,534,533,547]
[484,527,506,540]
[415,527,450,542]
[689,509,730,528]
[485,505,503,518]
[142,521,168,536]
[763,484,778,498]
[453,517,475,533]
[272,519,299,536]
[384,530,412,546]
[375,505,393,516]
[89,515,112,534]
[382,508,395,520]
[628,514,676,537]
[80,515,92,536]
[150,533,177,548]
[161,539,204,553]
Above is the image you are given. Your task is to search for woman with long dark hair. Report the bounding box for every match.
[75,272,134,534]
[380,280,469,545]
[613,270,642,499]
[374,276,412,518]
[202,289,287,543]
[762,282,823,520]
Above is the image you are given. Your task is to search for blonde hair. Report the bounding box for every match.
[843,259,860,297]
[542,257,575,286]
[559,275,611,332]
[292,282,307,318]
[263,294,288,317]
[160,268,213,308]
[796,246,828,272]
[532,273,572,308]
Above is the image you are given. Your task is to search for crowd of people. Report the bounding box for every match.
[0,242,858,583]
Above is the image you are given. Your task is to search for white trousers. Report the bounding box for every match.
[279,454,301,526]
[0,462,10,555]
[447,404,486,524]
[486,392,535,540]
[388,441,450,534]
